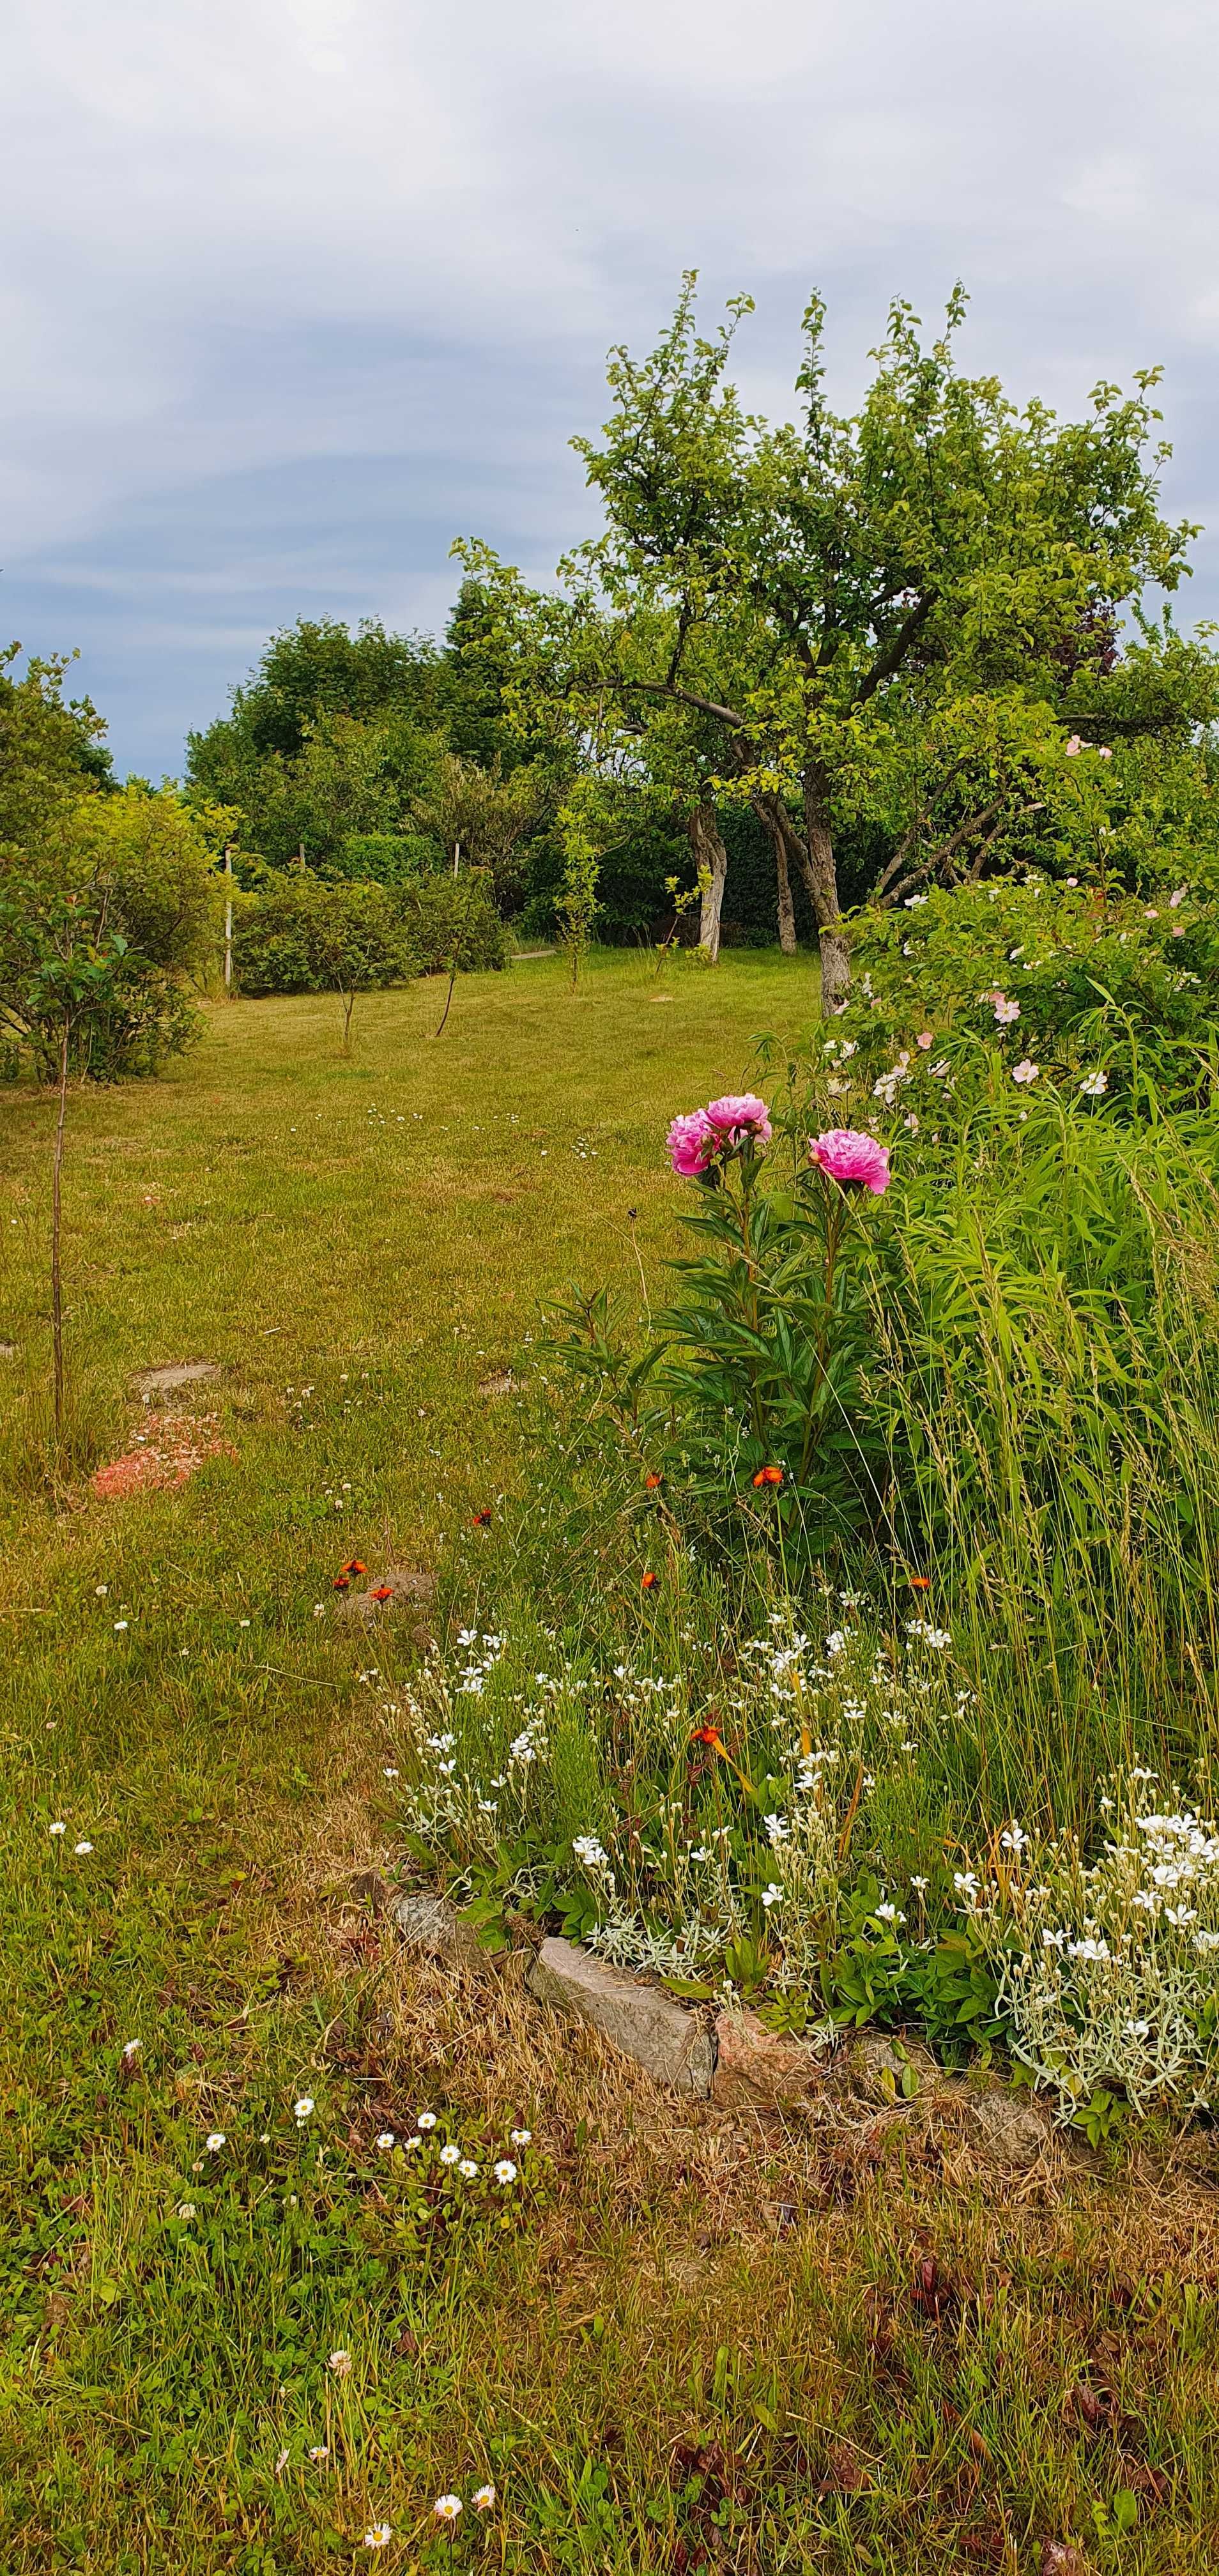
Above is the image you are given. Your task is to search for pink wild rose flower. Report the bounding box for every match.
[668,1109,717,1176]
[704,1092,773,1144]
[809,1128,891,1195]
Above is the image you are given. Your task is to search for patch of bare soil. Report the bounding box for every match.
[91,1409,236,1501]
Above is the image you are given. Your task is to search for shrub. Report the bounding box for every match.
[836,872,1217,1112]
[394,870,509,974]
[1,788,214,1080]
[231,871,418,997]
[339,831,443,883]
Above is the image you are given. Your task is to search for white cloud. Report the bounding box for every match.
[3,0,1217,770]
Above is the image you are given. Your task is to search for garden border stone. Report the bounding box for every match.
[134,1360,221,1403]
[527,1935,716,2096]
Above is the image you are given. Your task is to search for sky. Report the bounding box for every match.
[3,0,1218,779]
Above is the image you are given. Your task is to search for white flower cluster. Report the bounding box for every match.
[572,1612,947,1987]
[456,1627,505,1698]
[961,1781,1219,2114]
[873,1050,912,1109]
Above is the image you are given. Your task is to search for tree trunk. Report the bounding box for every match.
[800,775,851,1012]
[774,837,797,955]
[689,799,728,963]
[753,795,797,954]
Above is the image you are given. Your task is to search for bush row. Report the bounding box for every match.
[230,867,508,997]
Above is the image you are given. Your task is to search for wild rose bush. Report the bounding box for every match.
[825,873,1218,1117]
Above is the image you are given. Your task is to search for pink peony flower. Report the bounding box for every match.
[704,1092,772,1143]
[667,1109,716,1176]
[808,1128,891,1195]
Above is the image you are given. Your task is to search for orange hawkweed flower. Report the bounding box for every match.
[472,1509,492,1528]
[369,1585,394,1603]
[332,1576,350,1592]
[908,1574,930,1590]
[645,1472,663,1491]
[640,1570,660,1592]
[689,1722,755,1798]
[752,1465,784,1489]
[341,1560,367,1577]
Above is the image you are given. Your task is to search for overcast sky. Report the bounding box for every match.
[3,0,1218,777]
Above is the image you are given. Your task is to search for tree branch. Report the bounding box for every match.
[614,677,753,730]
[855,589,938,709]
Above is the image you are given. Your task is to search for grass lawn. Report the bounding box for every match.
[2,950,1217,2573]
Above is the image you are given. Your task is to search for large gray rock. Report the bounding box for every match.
[528,1936,714,2096]
[134,1360,221,1402]
[392,1892,485,1961]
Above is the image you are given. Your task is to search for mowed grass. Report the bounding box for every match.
[1,950,1217,2575]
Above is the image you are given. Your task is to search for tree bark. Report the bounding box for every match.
[689,799,729,963]
[801,774,851,1012]
[753,795,797,954]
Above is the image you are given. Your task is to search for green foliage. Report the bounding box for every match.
[186,612,556,913]
[187,615,443,768]
[441,575,548,774]
[828,873,1219,1115]
[186,621,446,874]
[554,783,606,983]
[1,786,215,1080]
[231,871,418,999]
[0,644,115,861]
[824,1895,1009,2063]
[410,749,546,910]
[394,870,509,975]
[547,1131,891,1555]
[870,1091,1219,1797]
[339,831,443,883]
[458,279,1216,999]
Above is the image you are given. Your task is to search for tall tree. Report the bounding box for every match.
[185,618,445,868]
[462,279,1202,1005]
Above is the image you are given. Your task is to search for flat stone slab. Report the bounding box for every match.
[711,2007,831,2110]
[528,1935,714,2096]
[134,1360,221,1402]
[336,1563,436,1626]
[392,1892,484,1961]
